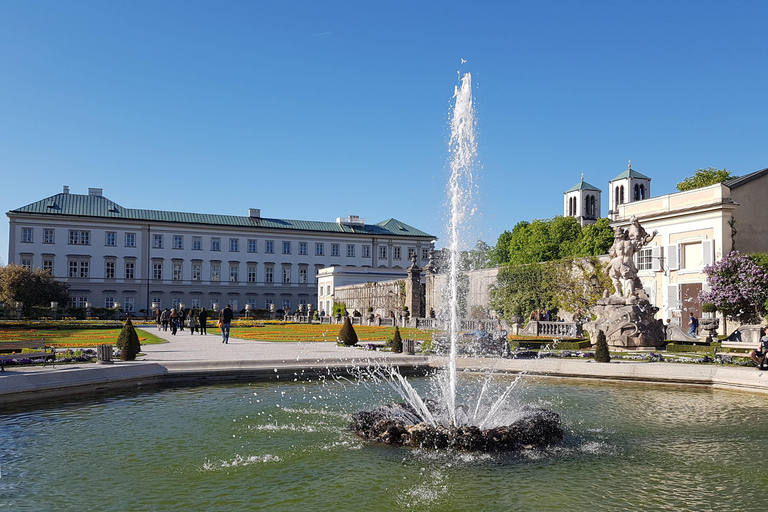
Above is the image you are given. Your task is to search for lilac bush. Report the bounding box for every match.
[699,251,768,324]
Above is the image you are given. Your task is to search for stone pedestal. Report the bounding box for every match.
[585,296,664,350]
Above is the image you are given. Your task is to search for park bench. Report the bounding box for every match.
[0,339,56,371]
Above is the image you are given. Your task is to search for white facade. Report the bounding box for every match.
[8,187,436,314]
[613,183,738,325]
[316,266,418,316]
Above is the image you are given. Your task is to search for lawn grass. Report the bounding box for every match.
[0,327,168,347]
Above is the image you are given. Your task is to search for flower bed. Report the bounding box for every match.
[230,324,435,342]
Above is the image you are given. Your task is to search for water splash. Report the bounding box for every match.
[446,72,477,424]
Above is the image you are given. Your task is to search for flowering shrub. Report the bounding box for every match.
[699,251,768,324]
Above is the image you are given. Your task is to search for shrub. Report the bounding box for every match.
[391,326,403,353]
[701,302,717,313]
[594,329,611,363]
[116,317,142,361]
[338,316,358,346]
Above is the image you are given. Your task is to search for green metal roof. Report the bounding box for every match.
[8,193,436,238]
[610,168,651,182]
[565,180,601,193]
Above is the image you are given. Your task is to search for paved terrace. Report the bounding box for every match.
[2,326,768,405]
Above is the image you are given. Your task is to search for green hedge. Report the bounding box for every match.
[510,339,591,350]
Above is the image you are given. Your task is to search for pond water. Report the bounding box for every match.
[2,375,768,511]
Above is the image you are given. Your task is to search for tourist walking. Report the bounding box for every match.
[688,313,698,336]
[170,308,178,335]
[220,304,233,343]
[198,307,208,335]
[187,310,198,334]
[161,308,170,331]
[178,308,185,332]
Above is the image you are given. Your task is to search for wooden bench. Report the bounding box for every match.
[0,339,56,371]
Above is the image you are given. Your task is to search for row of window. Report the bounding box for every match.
[149,298,302,311]
[20,228,430,261]
[67,296,301,313]
[21,257,306,284]
[151,263,308,283]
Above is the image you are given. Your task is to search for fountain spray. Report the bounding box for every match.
[446,72,477,425]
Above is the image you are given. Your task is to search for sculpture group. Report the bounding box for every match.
[586,216,665,349]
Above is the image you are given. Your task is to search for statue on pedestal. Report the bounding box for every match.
[585,216,664,349]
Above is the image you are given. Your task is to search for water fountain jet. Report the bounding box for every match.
[350,72,563,451]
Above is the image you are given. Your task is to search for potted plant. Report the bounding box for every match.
[366,306,375,321]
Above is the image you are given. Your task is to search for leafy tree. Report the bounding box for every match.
[490,230,513,266]
[489,263,551,319]
[332,302,347,317]
[505,216,606,265]
[0,264,69,316]
[462,240,492,270]
[544,256,613,318]
[676,167,736,192]
[116,317,141,361]
[574,218,615,256]
[699,251,768,326]
[338,316,358,346]
[594,330,611,363]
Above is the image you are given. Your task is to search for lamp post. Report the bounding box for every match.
[151,302,159,322]
[16,301,24,320]
[51,301,59,320]
[113,301,121,321]
[245,303,251,319]
[85,301,92,319]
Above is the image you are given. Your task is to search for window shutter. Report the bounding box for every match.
[651,246,661,272]
[666,244,679,270]
[702,239,715,267]
[667,285,680,310]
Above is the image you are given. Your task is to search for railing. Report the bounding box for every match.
[521,320,583,338]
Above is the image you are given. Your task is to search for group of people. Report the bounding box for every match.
[155,304,234,343]
[156,307,209,336]
[529,309,554,322]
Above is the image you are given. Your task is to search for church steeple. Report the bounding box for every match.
[608,160,652,220]
[564,174,602,226]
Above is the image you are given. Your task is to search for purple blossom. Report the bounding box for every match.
[699,251,768,323]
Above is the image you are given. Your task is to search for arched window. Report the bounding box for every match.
[640,184,646,199]
[615,186,620,206]
[634,184,640,201]
[618,186,625,205]
[589,196,596,217]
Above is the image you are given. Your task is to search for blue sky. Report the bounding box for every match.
[2,1,767,263]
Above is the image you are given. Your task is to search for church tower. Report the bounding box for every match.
[564,174,602,226]
[608,160,651,220]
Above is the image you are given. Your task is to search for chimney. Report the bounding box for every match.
[248,208,261,218]
[62,185,70,194]
[88,188,103,197]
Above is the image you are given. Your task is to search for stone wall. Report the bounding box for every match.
[332,279,405,318]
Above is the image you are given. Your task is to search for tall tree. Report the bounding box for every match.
[462,240,492,270]
[676,167,737,192]
[574,218,615,256]
[0,264,70,316]
[490,230,513,266]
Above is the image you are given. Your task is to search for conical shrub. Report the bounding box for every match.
[338,316,358,346]
[116,317,142,361]
[391,326,403,353]
[594,329,611,363]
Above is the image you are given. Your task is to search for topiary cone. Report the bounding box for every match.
[391,326,403,353]
[594,329,611,363]
[116,317,142,361]
[338,316,358,346]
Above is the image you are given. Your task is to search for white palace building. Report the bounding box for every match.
[6,187,436,314]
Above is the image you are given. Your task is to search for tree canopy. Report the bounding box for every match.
[0,264,70,316]
[676,167,737,192]
[493,216,614,266]
[489,262,551,318]
[699,251,768,324]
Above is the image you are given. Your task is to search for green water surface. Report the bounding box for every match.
[2,375,767,511]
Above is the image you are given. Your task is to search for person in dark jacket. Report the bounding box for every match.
[198,307,208,335]
[220,304,234,344]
